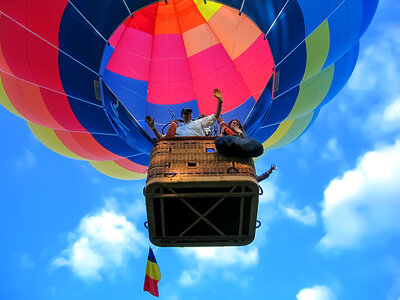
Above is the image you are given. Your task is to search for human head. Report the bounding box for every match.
[181,107,193,123]
[228,119,243,130]
[228,119,245,136]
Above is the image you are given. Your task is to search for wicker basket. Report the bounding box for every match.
[145,137,260,247]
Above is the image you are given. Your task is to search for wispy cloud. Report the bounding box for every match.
[283,133,317,170]
[177,246,258,286]
[19,252,35,269]
[222,271,253,289]
[123,197,146,221]
[179,247,258,268]
[15,149,37,172]
[296,285,336,300]
[339,19,400,138]
[103,196,146,222]
[321,138,343,161]
[178,270,198,286]
[281,204,317,226]
[113,187,128,194]
[313,10,400,141]
[52,199,147,280]
[381,256,400,300]
[49,286,56,298]
[319,139,400,249]
[348,22,400,98]
[259,180,278,204]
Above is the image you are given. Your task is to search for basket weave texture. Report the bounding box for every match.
[147,137,256,181]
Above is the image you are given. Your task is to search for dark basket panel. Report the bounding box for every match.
[146,180,259,247]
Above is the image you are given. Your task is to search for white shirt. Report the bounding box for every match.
[175,114,217,136]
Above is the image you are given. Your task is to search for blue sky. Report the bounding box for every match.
[1,1,400,299]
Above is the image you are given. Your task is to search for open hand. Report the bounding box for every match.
[270,164,277,171]
[145,116,154,127]
[213,88,223,102]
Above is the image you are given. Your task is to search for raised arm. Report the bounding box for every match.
[213,88,224,119]
[145,116,162,140]
[256,164,277,182]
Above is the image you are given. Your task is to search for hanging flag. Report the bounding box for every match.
[144,247,161,297]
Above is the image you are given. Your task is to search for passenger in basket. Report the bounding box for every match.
[217,118,277,182]
[218,118,246,137]
[145,88,224,138]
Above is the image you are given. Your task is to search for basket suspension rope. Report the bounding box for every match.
[264,0,292,40]
[121,0,133,18]
[239,0,246,16]
[274,0,347,68]
[68,0,109,44]
[0,12,99,76]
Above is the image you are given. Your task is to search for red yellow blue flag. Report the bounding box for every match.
[144,247,161,297]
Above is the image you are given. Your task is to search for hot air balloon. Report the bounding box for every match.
[0,0,379,246]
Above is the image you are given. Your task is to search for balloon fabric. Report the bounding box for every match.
[0,0,379,179]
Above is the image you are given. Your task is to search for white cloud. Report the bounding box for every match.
[319,139,400,249]
[296,285,336,300]
[282,205,317,226]
[52,201,147,280]
[15,149,37,171]
[382,99,400,125]
[365,98,400,135]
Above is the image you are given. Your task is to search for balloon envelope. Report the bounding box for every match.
[0,0,379,179]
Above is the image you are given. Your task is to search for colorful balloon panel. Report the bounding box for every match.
[103,1,273,126]
[0,0,379,179]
